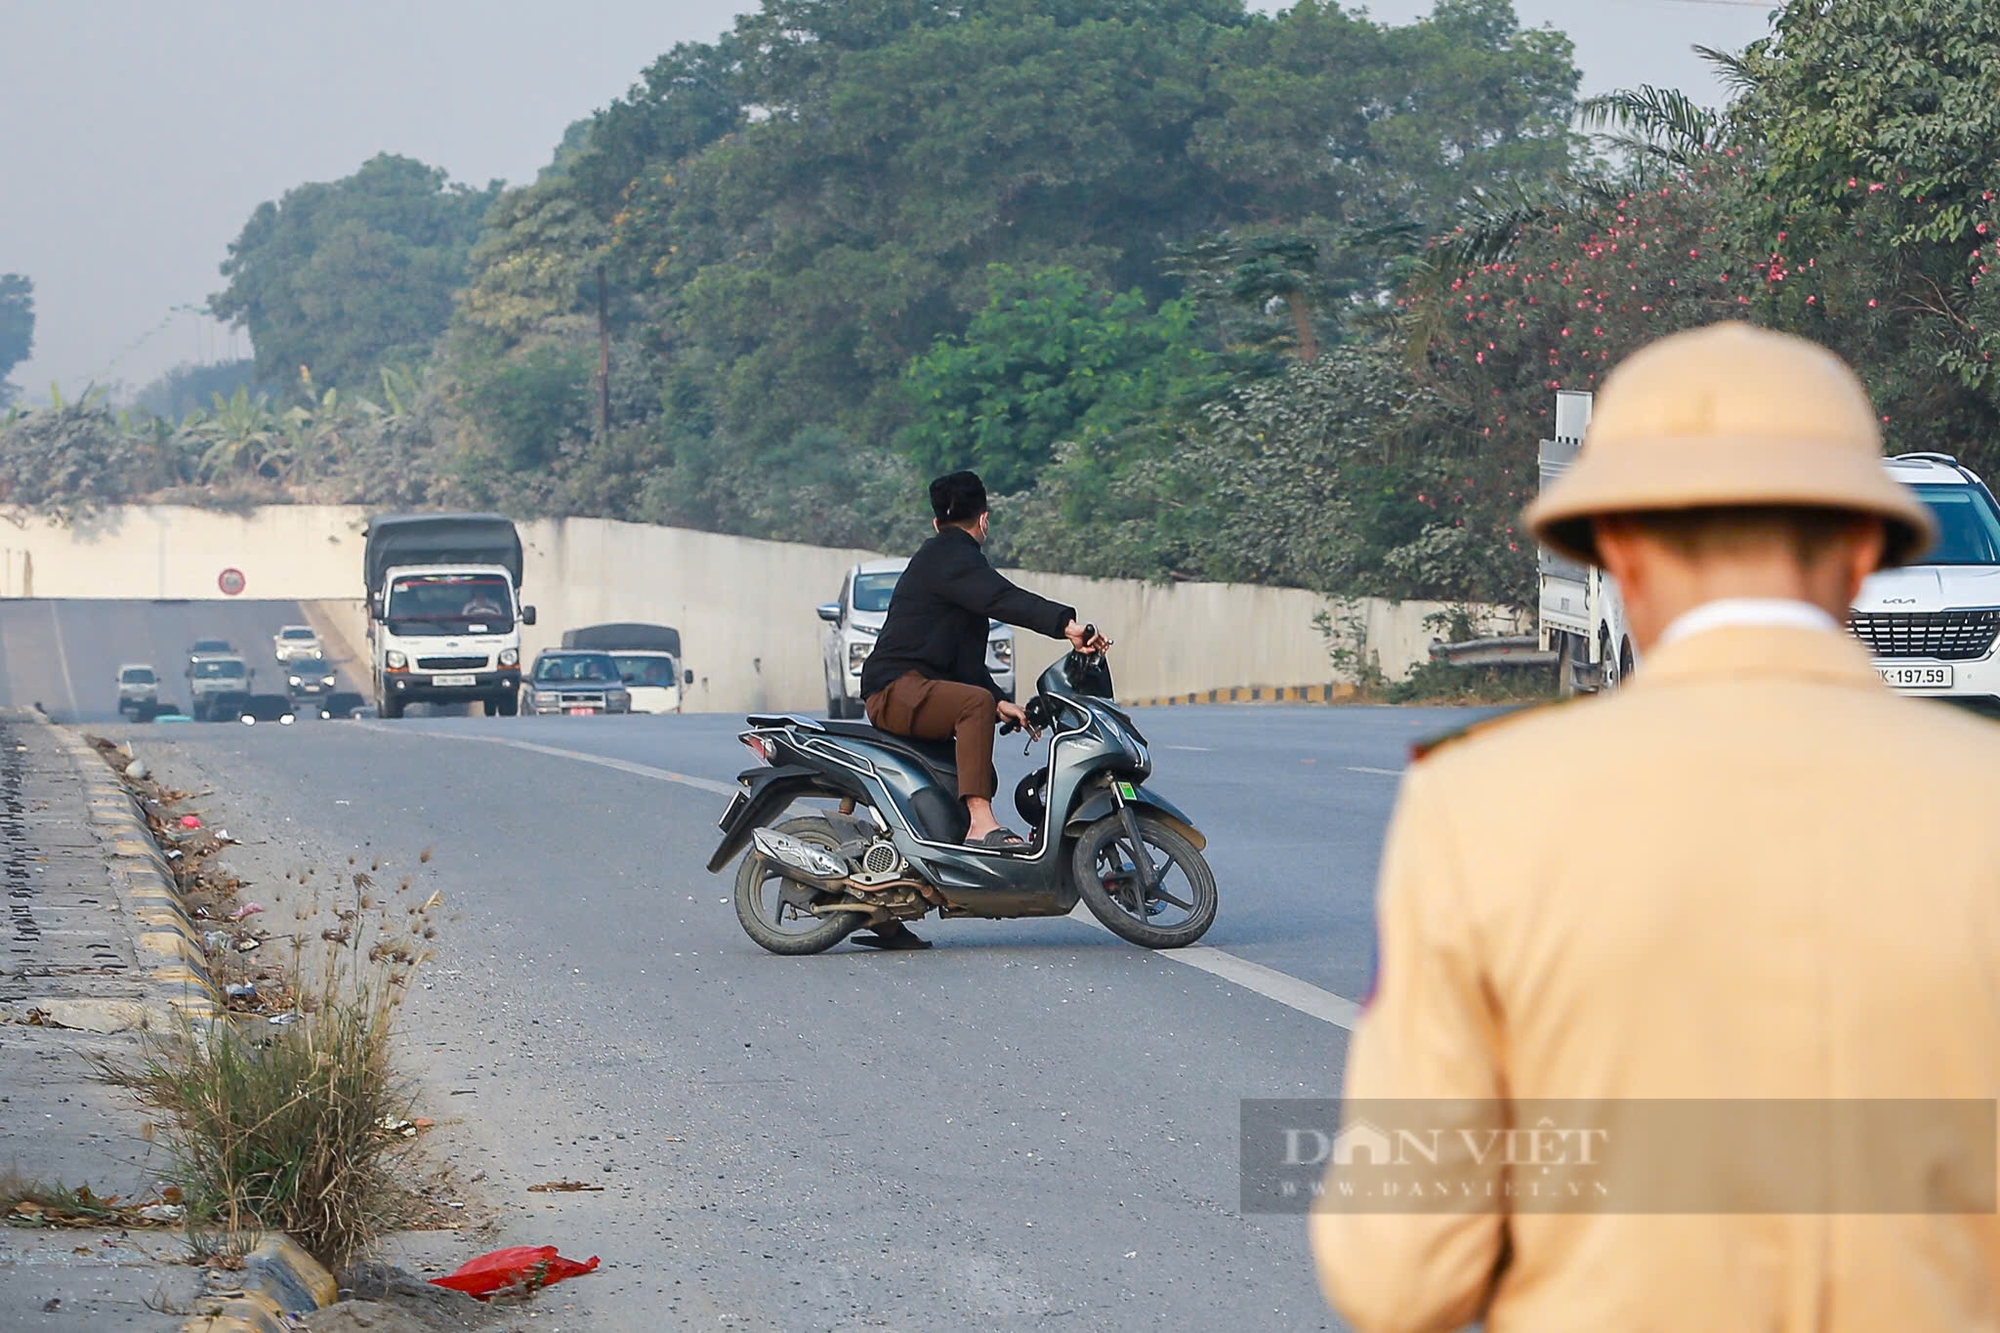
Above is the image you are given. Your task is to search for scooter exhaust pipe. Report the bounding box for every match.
[751,827,851,883]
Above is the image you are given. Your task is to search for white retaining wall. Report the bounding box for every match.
[0,506,1524,712]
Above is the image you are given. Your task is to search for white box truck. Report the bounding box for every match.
[364,514,535,719]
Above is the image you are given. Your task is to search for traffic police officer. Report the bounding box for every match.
[1310,323,2000,1331]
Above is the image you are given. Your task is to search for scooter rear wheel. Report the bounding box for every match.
[1071,811,1217,949]
[734,816,863,956]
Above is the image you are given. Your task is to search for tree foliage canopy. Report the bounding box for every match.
[212,154,501,388]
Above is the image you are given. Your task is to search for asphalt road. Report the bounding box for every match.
[34,598,1494,1330]
[0,597,348,723]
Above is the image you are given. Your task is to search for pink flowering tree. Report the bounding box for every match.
[1736,0,2000,462]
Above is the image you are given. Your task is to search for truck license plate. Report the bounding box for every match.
[431,673,477,687]
[1877,663,1952,688]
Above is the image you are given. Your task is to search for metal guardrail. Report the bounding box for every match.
[1427,636,1558,668]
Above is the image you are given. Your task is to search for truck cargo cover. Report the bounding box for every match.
[365,514,523,593]
[561,623,681,656]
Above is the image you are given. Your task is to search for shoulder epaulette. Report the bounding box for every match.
[1408,700,1564,764]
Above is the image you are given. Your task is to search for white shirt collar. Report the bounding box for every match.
[1657,598,1841,649]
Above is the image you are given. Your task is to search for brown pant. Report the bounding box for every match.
[864,671,998,800]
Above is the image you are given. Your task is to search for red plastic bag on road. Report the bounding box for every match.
[428,1245,599,1300]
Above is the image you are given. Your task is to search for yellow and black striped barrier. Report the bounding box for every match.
[1120,683,1360,708]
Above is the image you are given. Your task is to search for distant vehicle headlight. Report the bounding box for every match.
[989,636,1012,667]
[849,622,879,639]
[847,641,872,673]
[499,648,519,668]
[609,690,630,708]
[288,675,302,686]
[385,650,408,670]
[323,675,336,686]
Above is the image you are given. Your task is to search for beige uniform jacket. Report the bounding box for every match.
[1310,625,2000,1332]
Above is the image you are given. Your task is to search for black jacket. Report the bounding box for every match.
[859,527,1075,702]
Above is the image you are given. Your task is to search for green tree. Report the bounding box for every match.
[901,266,1218,492]
[212,154,502,388]
[0,275,33,405]
[1730,0,2000,461]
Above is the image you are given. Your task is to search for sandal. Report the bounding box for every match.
[968,828,1029,849]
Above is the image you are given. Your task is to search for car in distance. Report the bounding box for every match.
[273,624,323,663]
[186,656,253,722]
[285,656,338,699]
[521,650,631,716]
[116,664,159,720]
[188,638,234,664]
[1851,453,2000,710]
[560,623,691,714]
[818,557,1015,718]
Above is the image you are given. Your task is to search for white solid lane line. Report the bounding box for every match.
[48,601,79,722]
[1344,766,1403,777]
[356,723,740,796]
[1066,904,1362,1031]
[373,722,1367,1031]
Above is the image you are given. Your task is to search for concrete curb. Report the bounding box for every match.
[182,1233,339,1332]
[1121,683,1360,708]
[45,723,225,1025]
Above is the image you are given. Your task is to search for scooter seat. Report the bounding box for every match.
[815,720,960,785]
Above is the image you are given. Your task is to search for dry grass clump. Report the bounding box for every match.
[97,861,443,1266]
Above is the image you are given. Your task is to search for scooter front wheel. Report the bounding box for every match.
[1071,812,1217,949]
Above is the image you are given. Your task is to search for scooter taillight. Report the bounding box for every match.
[742,734,776,765]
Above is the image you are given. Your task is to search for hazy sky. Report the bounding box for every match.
[0,0,1774,402]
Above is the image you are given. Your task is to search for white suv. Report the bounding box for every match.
[1851,454,2000,708]
[817,558,1016,719]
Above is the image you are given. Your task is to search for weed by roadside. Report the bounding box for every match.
[1383,658,1560,706]
[94,862,446,1268]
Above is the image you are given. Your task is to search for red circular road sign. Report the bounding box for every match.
[218,568,246,596]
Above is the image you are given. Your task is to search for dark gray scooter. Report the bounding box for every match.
[708,638,1217,954]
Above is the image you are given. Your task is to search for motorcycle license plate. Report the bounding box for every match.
[718,791,748,831]
[1876,663,1952,689]
[432,673,477,687]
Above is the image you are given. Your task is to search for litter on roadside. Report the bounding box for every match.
[235,937,261,952]
[267,1012,300,1026]
[428,1245,599,1300]
[227,902,264,920]
[224,983,256,1000]
[526,1180,604,1193]
[178,815,201,830]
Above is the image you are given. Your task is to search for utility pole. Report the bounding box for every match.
[596,264,611,439]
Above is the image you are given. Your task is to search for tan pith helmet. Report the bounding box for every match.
[1523,322,1936,568]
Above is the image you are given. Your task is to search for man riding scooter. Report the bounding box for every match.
[856,471,1107,947]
